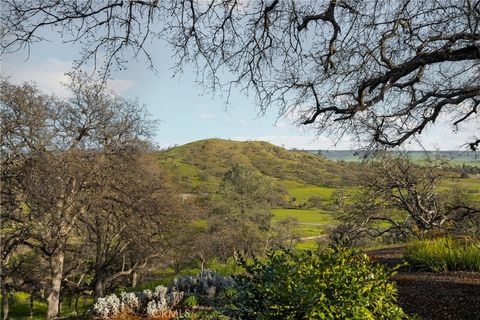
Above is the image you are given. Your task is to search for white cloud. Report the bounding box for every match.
[397,113,479,151]
[3,58,71,96]
[2,58,135,97]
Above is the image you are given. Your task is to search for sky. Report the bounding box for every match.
[1,30,477,151]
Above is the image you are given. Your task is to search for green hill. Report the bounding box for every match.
[155,139,478,245]
[156,139,361,194]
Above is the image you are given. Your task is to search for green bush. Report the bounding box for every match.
[405,237,480,272]
[231,248,410,320]
[183,295,198,308]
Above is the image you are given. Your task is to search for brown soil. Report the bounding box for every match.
[367,247,480,320]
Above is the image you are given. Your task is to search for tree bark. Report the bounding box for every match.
[74,295,79,313]
[46,246,65,319]
[94,214,105,300]
[94,270,105,300]
[29,295,34,318]
[130,271,138,288]
[1,279,9,320]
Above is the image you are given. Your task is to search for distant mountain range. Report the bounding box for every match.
[302,150,479,165]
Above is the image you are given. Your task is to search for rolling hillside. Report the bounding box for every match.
[156,139,353,244]
[156,139,478,245]
[156,138,361,194]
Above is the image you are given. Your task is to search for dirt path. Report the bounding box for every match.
[367,247,480,320]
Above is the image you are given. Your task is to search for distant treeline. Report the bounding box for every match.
[301,150,479,166]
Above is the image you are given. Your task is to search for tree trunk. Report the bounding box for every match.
[46,246,65,320]
[29,295,34,318]
[74,295,79,313]
[1,280,9,320]
[94,214,105,300]
[94,271,104,300]
[130,271,138,288]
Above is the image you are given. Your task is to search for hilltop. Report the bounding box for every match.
[156,139,362,194]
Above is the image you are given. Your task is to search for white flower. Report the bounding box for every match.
[92,294,121,319]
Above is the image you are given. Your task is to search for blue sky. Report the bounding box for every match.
[2,31,477,150]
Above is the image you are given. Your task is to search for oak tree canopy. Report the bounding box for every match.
[2,0,479,149]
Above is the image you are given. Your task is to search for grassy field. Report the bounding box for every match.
[294,240,321,250]
[442,177,480,192]
[272,207,338,245]
[272,208,336,225]
[1,292,92,320]
[288,185,338,203]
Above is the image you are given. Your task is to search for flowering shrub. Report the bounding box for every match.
[120,292,141,313]
[172,269,235,304]
[92,270,230,318]
[92,294,121,319]
[92,285,183,318]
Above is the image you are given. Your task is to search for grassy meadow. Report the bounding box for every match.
[1,292,92,320]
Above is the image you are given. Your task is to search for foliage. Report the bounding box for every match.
[230,248,410,320]
[269,217,303,248]
[405,237,480,272]
[193,164,276,259]
[307,195,323,209]
[221,164,273,230]
[176,310,231,320]
[182,296,198,308]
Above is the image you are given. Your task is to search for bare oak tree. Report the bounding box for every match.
[1,81,55,320]
[0,74,155,319]
[78,154,183,299]
[2,0,479,149]
[336,154,480,242]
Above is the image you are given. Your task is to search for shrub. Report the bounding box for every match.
[405,237,480,272]
[307,195,323,209]
[183,295,198,308]
[92,285,183,319]
[172,269,235,305]
[120,292,141,313]
[92,270,233,318]
[93,294,122,319]
[176,310,230,320]
[230,248,410,319]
